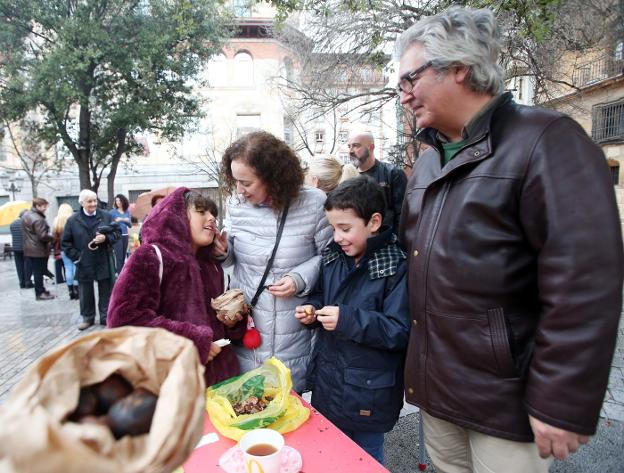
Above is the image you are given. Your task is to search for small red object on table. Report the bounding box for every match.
[183,394,389,473]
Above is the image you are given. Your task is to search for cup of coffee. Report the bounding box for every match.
[239,428,284,473]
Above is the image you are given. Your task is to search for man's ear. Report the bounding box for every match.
[368,212,383,232]
[454,65,470,85]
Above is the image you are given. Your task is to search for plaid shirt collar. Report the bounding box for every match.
[322,230,406,280]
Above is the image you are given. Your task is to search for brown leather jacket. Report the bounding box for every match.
[22,208,52,258]
[399,93,623,441]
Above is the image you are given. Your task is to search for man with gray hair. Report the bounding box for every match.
[395,6,622,472]
[348,129,407,233]
[62,189,120,330]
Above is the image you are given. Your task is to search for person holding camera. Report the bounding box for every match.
[62,189,121,330]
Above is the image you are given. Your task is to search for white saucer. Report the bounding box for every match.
[218,445,302,473]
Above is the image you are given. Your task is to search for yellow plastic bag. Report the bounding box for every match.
[206,358,310,440]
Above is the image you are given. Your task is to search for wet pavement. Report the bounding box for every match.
[0,257,622,472]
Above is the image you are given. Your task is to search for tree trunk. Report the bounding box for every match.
[106,129,128,208]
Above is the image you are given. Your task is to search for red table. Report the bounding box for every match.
[183,396,389,473]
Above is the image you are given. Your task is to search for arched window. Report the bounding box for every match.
[208,53,227,87]
[615,40,623,61]
[233,52,254,87]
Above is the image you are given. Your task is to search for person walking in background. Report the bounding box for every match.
[108,188,246,387]
[22,198,54,300]
[53,203,78,300]
[10,210,33,289]
[213,131,333,393]
[348,129,407,233]
[62,189,120,330]
[395,7,623,472]
[110,194,131,274]
[296,177,410,464]
[304,155,359,194]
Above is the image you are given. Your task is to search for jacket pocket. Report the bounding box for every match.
[487,308,516,378]
[343,367,396,420]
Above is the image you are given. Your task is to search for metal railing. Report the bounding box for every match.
[592,99,624,143]
[572,55,624,87]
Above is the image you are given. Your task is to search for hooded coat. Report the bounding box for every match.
[108,187,245,387]
[221,185,332,392]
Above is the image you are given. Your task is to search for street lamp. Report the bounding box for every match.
[0,171,24,201]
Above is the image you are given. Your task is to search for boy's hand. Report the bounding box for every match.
[267,276,296,298]
[295,305,316,325]
[316,306,339,331]
[207,342,222,362]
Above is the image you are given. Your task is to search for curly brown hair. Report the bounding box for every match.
[221,131,304,211]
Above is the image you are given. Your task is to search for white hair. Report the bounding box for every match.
[394,6,504,95]
[78,189,97,204]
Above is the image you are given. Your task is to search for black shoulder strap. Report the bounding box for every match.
[250,204,290,308]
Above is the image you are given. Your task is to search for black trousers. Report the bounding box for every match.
[29,257,49,296]
[113,235,129,274]
[13,251,32,287]
[79,278,113,324]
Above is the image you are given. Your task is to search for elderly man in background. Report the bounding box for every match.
[22,198,54,300]
[62,189,120,330]
[348,129,407,233]
[395,6,623,472]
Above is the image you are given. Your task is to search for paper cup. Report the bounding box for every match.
[239,428,284,473]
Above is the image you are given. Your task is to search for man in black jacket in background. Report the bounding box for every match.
[10,209,33,289]
[348,130,407,234]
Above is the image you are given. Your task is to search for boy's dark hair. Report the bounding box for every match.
[324,176,386,222]
[184,190,218,217]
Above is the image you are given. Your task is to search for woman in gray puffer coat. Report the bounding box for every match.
[214,131,332,392]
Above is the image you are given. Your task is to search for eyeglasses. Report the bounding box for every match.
[396,61,433,94]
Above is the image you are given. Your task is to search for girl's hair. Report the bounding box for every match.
[184,190,218,217]
[306,155,360,193]
[221,131,304,210]
[114,194,130,212]
[53,203,74,234]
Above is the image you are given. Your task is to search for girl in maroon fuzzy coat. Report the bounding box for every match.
[108,187,246,386]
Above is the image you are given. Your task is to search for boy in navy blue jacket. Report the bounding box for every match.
[295,176,410,465]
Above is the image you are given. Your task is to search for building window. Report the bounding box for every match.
[338,131,348,144]
[283,117,293,146]
[56,196,80,212]
[233,0,252,17]
[517,77,524,101]
[208,53,228,87]
[236,114,261,138]
[339,152,350,164]
[233,52,254,87]
[315,131,325,143]
[615,41,623,61]
[592,99,624,143]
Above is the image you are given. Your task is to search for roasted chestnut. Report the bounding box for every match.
[68,386,98,421]
[107,388,158,439]
[93,374,133,414]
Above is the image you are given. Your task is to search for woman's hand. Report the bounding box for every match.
[316,306,340,331]
[267,276,296,298]
[295,305,316,325]
[216,305,247,328]
[207,342,222,362]
[212,229,228,257]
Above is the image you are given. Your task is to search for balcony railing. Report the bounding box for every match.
[572,55,624,87]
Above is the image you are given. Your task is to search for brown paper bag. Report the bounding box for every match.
[0,326,206,473]
[211,288,246,321]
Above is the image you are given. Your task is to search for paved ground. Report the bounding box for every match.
[0,257,622,471]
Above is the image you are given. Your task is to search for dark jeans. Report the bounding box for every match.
[55,258,65,284]
[113,235,129,274]
[342,429,385,465]
[29,257,49,296]
[13,251,32,287]
[79,278,113,324]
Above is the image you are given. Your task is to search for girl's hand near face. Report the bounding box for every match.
[212,229,228,257]
[267,276,296,298]
[316,306,339,331]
